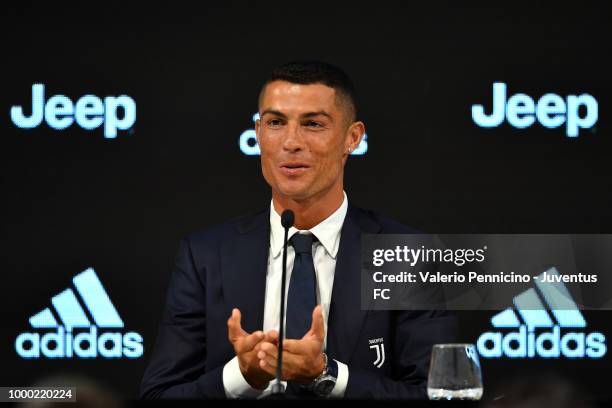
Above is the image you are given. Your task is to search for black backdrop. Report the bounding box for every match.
[1,1,611,400]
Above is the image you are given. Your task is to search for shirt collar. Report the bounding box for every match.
[269,192,348,260]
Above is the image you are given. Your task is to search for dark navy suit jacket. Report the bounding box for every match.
[140,205,457,399]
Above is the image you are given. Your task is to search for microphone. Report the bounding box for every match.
[281,209,294,230]
[271,209,294,395]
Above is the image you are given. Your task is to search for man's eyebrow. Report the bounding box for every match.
[260,109,287,118]
[301,111,334,122]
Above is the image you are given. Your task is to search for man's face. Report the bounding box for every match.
[256,80,359,202]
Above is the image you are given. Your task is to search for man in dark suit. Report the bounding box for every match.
[140,61,457,399]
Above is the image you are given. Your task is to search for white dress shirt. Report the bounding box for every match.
[222,192,350,398]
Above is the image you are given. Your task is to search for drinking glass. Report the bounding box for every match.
[427,343,483,400]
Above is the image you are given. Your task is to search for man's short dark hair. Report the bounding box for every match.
[259,61,358,123]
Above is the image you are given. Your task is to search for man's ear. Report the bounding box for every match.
[345,121,365,154]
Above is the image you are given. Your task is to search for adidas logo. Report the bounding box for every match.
[15,268,143,359]
[477,267,606,359]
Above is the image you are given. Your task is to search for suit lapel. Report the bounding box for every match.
[221,209,270,333]
[327,206,381,363]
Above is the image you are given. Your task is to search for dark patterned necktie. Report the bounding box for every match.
[286,233,317,339]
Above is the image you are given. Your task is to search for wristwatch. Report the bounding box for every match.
[307,352,338,397]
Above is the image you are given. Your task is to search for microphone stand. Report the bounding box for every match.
[270,209,294,396]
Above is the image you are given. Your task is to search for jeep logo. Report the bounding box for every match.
[472,82,598,137]
[10,84,136,139]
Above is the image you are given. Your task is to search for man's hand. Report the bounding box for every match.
[257,305,326,384]
[227,308,276,389]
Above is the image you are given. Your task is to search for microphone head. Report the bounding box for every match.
[281,209,295,229]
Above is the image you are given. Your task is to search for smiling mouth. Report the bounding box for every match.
[279,163,310,175]
[282,164,308,169]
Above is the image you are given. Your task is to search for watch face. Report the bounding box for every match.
[315,377,336,396]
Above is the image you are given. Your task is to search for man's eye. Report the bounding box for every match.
[268,119,282,127]
[305,121,323,128]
